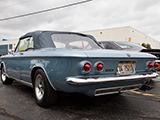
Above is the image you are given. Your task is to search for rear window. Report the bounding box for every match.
[51,34,100,49]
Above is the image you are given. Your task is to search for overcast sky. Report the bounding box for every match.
[0,0,160,42]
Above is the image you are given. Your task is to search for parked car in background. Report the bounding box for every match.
[0,31,158,107]
[99,41,160,69]
[99,41,146,51]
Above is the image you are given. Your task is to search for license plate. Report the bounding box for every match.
[117,61,136,75]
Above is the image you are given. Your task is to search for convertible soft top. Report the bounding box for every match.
[19,31,99,49]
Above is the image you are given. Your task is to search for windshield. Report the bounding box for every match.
[115,41,146,50]
[51,34,101,49]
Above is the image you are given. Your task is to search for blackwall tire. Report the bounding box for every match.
[33,69,57,107]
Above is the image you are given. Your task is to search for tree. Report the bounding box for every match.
[146,43,151,49]
[141,43,151,49]
[142,43,146,48]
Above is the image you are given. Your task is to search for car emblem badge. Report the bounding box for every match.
[126,53,131,57]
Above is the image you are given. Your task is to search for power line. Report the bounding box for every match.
[0,0,92,22]
[0,0,34,10]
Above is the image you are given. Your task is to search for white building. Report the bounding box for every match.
[83,26,160,49]
[0,39,18,55]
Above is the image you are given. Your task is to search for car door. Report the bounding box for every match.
[5,38,32,80]
[19,37,34,83]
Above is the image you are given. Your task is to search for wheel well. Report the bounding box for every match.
[31,67,43,84]
[31,67,56,91]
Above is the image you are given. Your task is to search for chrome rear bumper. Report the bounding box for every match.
[66,73,158,85]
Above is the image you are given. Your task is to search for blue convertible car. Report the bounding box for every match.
[0,31,158,107]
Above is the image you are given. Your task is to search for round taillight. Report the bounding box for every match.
[148,62,153,69]
[96,63,104,72]
[154,62,159,68]
[83,63,91,72]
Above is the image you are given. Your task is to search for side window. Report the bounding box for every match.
[54,41,66,48]
[68,41,91,49]
[28,37,34,48]
[16,37,34,52]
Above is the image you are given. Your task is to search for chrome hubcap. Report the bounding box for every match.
[35,74,44,101]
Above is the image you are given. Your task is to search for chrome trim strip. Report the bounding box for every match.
[8,76,32,87]
[66,73,158,85]
[2,55,87,59]
[155,60,160,62]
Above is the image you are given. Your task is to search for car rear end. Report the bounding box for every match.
[63,50,158,96]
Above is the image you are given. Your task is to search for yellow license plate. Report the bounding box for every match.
[117,61,136,75]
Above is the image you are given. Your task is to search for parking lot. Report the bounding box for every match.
[0,72,160,120]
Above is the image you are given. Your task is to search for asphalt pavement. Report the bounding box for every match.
[0,72,160,120]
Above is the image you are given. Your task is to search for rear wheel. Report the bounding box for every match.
[33,69,57,107]
[1,67,13,85]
